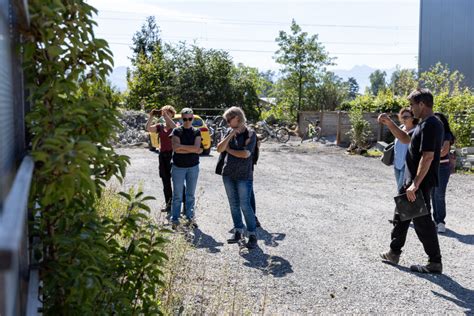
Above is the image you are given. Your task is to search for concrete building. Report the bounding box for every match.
[419,0,474,88]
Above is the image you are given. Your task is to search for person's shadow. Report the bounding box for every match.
[192,228,224,253]
[388,264,474,314]
[240,246,293,278]
[257,227,286,247]
[442,228,474,245]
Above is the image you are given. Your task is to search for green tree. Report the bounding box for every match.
[419,62,465,95]
[347,77,359,100]
[369,69,387,95]
[390,66,418,96]
[131,16,161,62]
[308,72,348,111]
[23,1,167,313]
[274,19,333,117]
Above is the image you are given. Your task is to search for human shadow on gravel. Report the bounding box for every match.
[442,228,474,245]
[389,264,474,314]
[240,247,293,278]
[192,228,224,253]
[257,227,286,247]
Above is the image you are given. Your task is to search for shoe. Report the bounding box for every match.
[410,262,443,274]
[227,231,242,244]
[437,223,446,233]
[171,222,179,230]
[185,218,198,229]
[380,250,400,265]
[246,235,258,249]
[255,217,261,228]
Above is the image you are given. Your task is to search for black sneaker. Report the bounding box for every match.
[410,262,443,274]
[380,250,400,265]
[227,231,242,244]
[185,218,198,229]
[246,235,257,249]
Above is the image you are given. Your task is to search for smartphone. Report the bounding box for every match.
[151,109,162,116]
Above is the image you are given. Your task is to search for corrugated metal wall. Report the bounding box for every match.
[419,0,474,88]
[0,0,26,212]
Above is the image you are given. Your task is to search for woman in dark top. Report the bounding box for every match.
[432,112,455,233]
[145,105,177,213]
[170,108,202,229]
[217,106,258,249]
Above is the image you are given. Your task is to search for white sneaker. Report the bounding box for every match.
[437,223,446,233]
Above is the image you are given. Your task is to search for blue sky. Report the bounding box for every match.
[90,0,419,72]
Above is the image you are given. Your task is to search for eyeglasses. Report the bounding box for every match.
[226,116,235,123]
[401,116,412,120]
[182,117,193,122]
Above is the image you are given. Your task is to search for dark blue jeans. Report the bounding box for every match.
[432,163,451,225]
[222,176,256,234]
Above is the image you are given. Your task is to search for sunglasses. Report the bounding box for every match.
[401,116,412,119]
[182,117,193,122]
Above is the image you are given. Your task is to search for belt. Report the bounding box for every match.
[440,159,449,164]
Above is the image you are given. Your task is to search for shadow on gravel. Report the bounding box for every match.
[390,264,474,314]
[193,228,224,253]
[442,228,474,245]
[257,227,286,247]
[240,247,293,278]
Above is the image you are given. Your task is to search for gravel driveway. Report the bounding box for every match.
[115,141,474,314]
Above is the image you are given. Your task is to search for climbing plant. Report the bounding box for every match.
[22,1,167,314]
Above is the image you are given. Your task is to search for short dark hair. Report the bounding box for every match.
[407,88,434,108]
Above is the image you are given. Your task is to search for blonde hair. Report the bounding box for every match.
[223,106,247,125]
[161,105,176,116]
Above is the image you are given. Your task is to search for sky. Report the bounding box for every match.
[89,0,420,73]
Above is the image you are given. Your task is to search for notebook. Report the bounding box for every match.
[394,191,429,221]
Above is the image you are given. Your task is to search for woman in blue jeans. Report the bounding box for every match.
[432,112,455,233]
[393,108,417,192]
[170,108,202,229]
[217,106,258,249]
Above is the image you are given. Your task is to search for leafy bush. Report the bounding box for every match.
[347,108,372,151]
[23,1,167,314]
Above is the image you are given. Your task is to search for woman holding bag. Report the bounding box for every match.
[216,107,258,249]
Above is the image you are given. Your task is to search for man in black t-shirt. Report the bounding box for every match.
[378,88,444,274]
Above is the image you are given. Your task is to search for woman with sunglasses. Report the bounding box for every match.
[170,108,202,229]
[393,108,418,192]
[217,107,258,249]
[432,112,455,233]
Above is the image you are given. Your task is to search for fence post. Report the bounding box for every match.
[336,111,342,145]
[320,111,324,136]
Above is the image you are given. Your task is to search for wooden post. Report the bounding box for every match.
[336,111,342,145]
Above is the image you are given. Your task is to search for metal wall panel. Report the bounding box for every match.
[0,1,16,210]
[419,0,474,89]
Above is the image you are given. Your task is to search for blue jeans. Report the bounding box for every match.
[171,165,199,222]
[394,167,405,193]
[250,182,256,214]
[222,176,256,234]
[432,163,451,225]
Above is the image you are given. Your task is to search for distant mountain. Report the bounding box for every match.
[333,65,397,93]
[108,66,128,92]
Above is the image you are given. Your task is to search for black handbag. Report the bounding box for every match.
[215,151,227,175]
[381,142,394,166]
[394,190,429,221]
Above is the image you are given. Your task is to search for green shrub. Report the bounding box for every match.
[347,108,372,150]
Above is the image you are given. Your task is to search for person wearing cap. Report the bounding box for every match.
[170,108,202,228]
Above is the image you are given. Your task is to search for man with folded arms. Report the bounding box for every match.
[378,88,444,274]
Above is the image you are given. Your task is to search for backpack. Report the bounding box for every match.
[243,128,260,165]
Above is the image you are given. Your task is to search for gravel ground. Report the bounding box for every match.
[115,141,474,315]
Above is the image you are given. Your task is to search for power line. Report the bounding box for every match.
[96,15,416,30]
[107,41,416,55]
[98,34,416,46]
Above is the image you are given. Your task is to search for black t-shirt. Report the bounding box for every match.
[221,128,257,181]
[171,126,201,168]
[405,116,444,189]
[440,131,453,161]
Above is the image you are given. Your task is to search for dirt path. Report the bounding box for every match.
[115,142,474,314]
